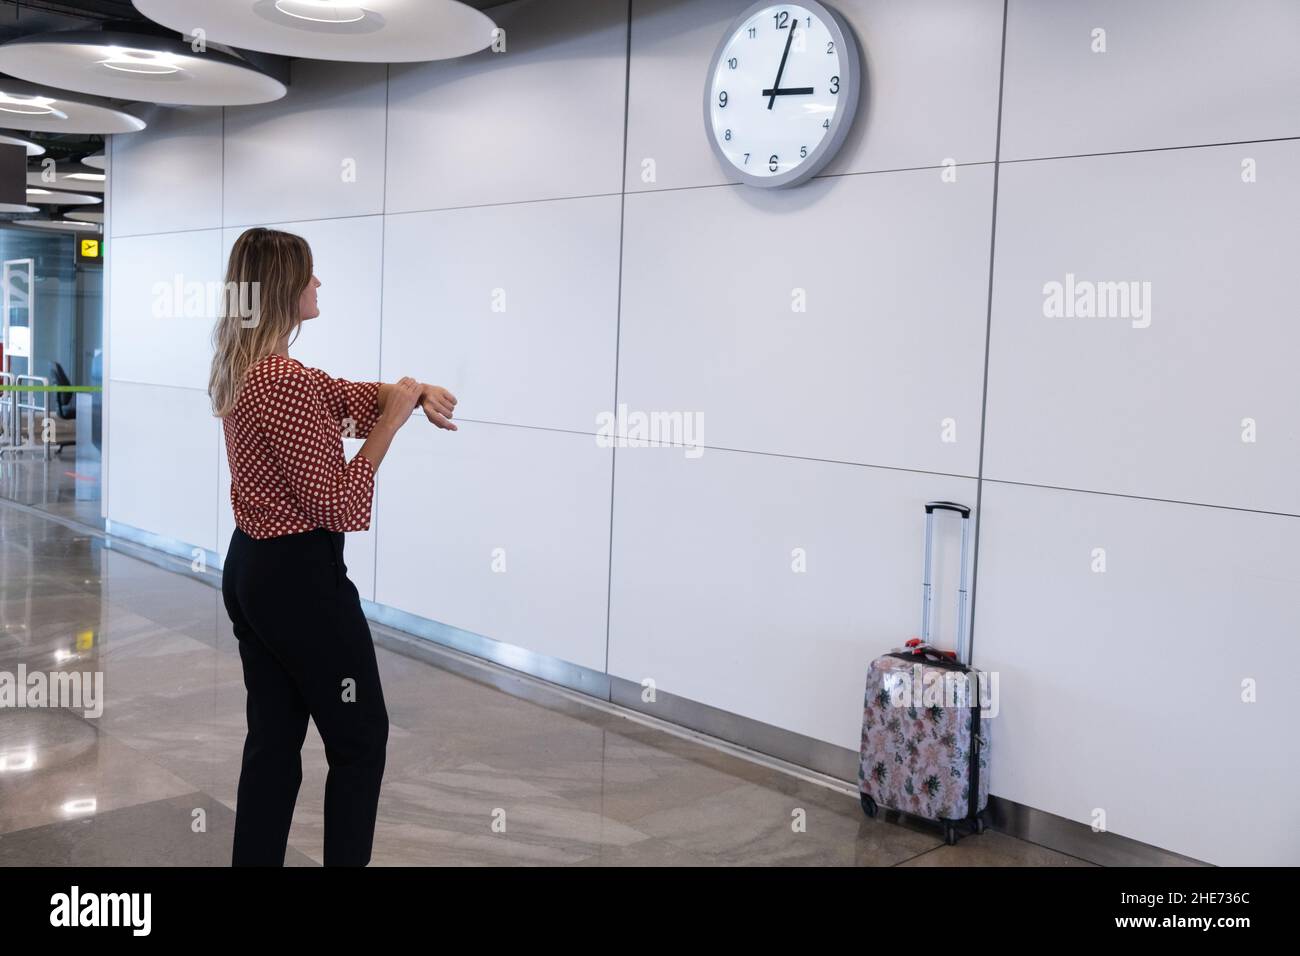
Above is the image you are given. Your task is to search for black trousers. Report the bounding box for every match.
[221,526,389,866]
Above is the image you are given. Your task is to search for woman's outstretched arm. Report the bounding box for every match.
[379,381,458,431]
[356,378,423,473]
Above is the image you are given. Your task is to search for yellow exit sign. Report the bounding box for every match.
[76,237,103,264]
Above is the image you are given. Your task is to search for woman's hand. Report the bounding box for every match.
[382,377,423,429]
[417,384,458,431]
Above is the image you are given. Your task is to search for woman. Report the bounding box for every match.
[208,227,457,866]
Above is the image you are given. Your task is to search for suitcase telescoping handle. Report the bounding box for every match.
[921,501,972,665]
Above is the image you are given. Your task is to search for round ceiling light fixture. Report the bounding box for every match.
[132,0,496,63]
[80,152,105,169]
[0,28,288,106]
[26,165,106,194]
[0,79,143,134]
[65,210,105,224]
[0,133,44,157]
[0,203,39,214]
[12,218,102,233]
[25,187,102,206]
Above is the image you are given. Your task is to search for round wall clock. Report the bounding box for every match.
[703,1,863,188]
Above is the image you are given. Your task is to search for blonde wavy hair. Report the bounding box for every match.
[208,227,314,417]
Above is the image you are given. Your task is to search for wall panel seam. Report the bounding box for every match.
[970,0,1011,661]
[216,105,226,553]
[982,477,1300,521]
[1001,134,1300,167]
[374,62,391,597]
[604,0,634,683]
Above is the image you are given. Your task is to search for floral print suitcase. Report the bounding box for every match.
[858,502,990,845]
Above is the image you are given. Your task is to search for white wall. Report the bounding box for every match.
[105,0,1300,865]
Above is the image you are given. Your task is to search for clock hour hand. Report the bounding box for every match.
[766,17,797,110]
[760,86,815,96]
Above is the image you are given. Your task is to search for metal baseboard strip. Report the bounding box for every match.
[11,502,1207,867]
[606,674,861,783]
[103,520,223,582]
[363,601,612,699]
[987,798,1207,867]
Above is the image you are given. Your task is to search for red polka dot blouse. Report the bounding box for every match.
[222,353,383,539]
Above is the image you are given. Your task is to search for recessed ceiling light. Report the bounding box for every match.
[99,46,182,75]
[0,92,65,118]
[0,29,287,106]
[275,0,366,24]
[133,0,497,63]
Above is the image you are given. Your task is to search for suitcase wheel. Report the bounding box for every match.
[974,814,987,835]
[943,822,958,846]
[859,794,877,819]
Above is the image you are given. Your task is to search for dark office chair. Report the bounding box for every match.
[49,360,76,454]
[51,361,77,420]
[90,349,102,453]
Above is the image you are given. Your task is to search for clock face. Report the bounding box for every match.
[704,1,861,188]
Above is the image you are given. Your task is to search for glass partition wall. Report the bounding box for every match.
[0,225,103,528]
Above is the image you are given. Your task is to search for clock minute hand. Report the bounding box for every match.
[766,18,797,110]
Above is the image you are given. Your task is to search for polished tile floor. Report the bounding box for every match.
[0,501,1091,866]
[0,447,102,529]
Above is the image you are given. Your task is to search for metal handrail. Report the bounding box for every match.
[0,371,12,447]
[0,374,53,460]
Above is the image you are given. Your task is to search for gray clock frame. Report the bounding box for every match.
[702,0,863,189]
